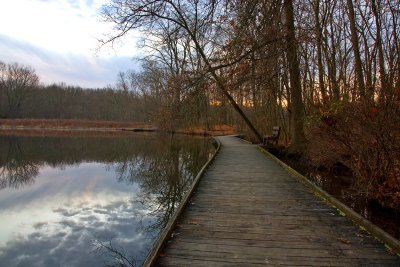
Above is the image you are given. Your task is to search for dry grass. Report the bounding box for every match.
[0,128,155,138]
[0,119,236,138]
[178,124,237,136]
[0,119,152,130]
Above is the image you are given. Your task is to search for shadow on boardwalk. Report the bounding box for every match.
[155,136,400,266]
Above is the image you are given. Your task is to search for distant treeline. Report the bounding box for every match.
[0,62,149,122]
[20,84,148,122]
[0,61,229,129]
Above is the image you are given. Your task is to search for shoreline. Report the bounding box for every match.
[0,119,236,137]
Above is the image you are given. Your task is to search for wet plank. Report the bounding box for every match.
[153,136,400,266]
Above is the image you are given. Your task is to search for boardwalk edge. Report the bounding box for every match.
[142,137,222,267]
[257,145,400,255]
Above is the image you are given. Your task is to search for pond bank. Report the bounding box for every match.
[0,119,236,137]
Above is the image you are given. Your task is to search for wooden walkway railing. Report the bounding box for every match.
[146,136,400,266]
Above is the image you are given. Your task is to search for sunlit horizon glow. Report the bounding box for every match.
[0,0,140,88]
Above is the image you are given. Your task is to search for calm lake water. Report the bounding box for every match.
[0,133,215,267]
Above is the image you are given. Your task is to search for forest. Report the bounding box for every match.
[1,0,399,211]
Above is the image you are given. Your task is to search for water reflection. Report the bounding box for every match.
[115,135,209,231]
[0,136,40,189]
[0,133,214,266]
[307,170,400,239]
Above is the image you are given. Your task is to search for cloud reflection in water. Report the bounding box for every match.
[0,134,214,266]
[0,163,159,267]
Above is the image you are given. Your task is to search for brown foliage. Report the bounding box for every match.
[306,100,400,210]
[178,124,236,136]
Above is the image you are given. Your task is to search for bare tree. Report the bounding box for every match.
[284,0,306,150]
[346,0,366,98]
[100,0,264,141]
[0,62,39,118]
[371,0,389,99]
[313,0,327,104]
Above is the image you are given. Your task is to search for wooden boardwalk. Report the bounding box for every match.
[154,136,400,266]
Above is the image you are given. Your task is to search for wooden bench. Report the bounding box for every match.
[263,126,280,145]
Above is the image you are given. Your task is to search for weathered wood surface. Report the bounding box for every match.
[156,136,400,266]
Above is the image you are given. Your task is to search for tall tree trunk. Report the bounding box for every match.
[362,30,374,101]
[327,11,341,101]
[371,0,389,100]
[284,0,306,151]
[314,0,327,104]
[389,4,400,90]
[346,0,366,98]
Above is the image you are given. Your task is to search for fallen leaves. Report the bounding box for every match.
[337,237,351,244]
[188,219,199,225]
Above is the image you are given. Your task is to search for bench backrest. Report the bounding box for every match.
[271,126,280,137]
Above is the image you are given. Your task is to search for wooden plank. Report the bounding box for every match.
[158,254,400,267]
[173,226,367,240]
[164,244,397,260]
[171,235,385,250]
[149,136,400,266]
[180,209,352,220]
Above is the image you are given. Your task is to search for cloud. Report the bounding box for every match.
[0,0,142,88]
[0,199,160,267]
[33,222,48,229]
[0,34,137,88]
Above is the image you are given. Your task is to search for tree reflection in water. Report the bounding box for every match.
[0,136,40,189]
[113,134,213,232]
[0,133,214,267]
[94,239,137,267]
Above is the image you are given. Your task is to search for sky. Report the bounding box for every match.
[0,0,140,88]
